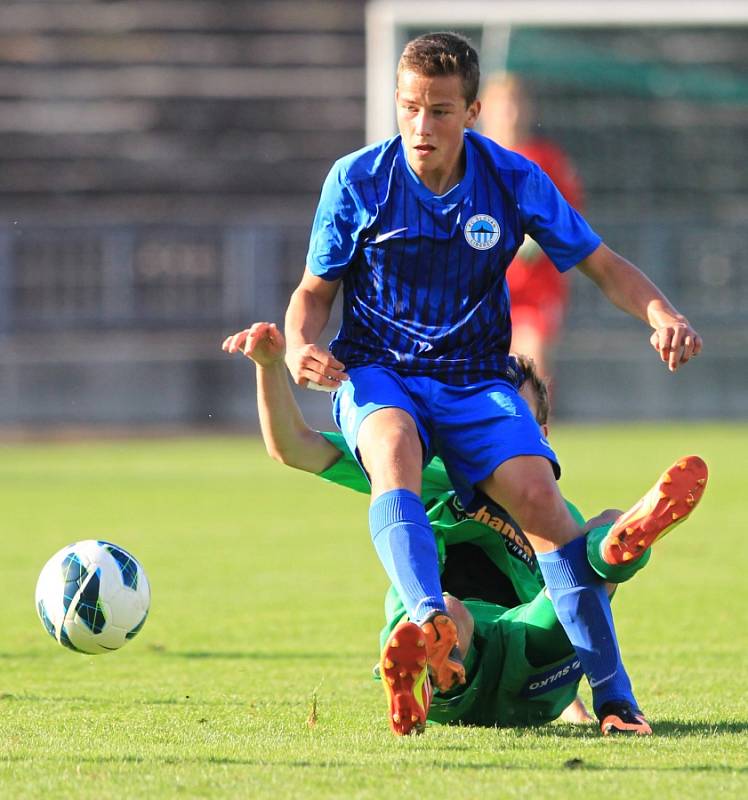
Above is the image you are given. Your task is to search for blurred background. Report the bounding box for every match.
[0,0,745,432]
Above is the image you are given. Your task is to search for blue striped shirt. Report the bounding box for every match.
[306,130,600,385]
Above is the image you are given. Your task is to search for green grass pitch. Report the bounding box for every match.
[0,423,746,798]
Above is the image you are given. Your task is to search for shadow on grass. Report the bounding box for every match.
[649,719,748,736]
[515,719,748,738]
[0,648,372,662]
[505,717,748,739]
[165,650,371,661]
[0,652,58,660]
[3,754,747,774]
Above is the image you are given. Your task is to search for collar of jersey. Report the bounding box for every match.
[399,133,474,208]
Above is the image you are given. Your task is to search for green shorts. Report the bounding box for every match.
[381,589,582,728]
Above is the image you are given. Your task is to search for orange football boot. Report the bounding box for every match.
[380,621,432,736]
[600,455,708,565]
[599,701,653,736]
[419,611,466,693]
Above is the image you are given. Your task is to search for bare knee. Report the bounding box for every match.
[489,474,563,531]
[515,479,563,524]
[444,595,474,659]
[358,409,423,495]
[479,459,581,549]
[516,482,581,549]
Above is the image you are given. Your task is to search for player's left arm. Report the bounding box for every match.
[576,243,703,372]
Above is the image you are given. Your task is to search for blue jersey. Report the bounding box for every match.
[307,130,600,385]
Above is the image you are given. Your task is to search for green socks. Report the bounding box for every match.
[586,524,652,583]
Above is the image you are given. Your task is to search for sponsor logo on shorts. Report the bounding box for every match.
[520,657,583,698]
[488,390,517,416]
[464,214,501,250]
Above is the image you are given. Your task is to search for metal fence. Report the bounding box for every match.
[0,218,744,425]
[1,218,745,333]
[0,224,307,334]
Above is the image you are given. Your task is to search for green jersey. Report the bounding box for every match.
[316,431,587,727]
[314,431,650,727]
[382,591,582,727]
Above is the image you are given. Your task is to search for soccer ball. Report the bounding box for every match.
[35,540,150,655]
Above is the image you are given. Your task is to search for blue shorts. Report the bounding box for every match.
[332,365,560,509]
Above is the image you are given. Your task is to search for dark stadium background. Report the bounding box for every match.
[0,0,745,428]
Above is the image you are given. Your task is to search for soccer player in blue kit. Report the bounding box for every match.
[284,32,703,735]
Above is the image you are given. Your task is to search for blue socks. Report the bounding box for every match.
[370,492,637,714]
[369,489,445,624]
[536,536,636,715]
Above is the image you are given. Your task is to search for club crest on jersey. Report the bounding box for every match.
[464,214,500,250]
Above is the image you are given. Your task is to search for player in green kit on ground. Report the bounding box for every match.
[223,322,708,736]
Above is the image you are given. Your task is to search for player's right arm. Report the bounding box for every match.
[284,268,348,390]
[222,322,341,474]
[286,154,369,390]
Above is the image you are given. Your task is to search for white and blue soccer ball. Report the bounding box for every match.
[35,540,150,655]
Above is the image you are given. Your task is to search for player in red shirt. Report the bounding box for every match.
[481,73,585,382]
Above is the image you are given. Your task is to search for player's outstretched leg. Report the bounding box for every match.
[380,621,432,736]
[599,455,708,565]
[598,700,653,736]
[419,611,466,693]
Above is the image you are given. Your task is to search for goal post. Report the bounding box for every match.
[365,0,748,142]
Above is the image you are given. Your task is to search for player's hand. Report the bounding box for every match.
[285,343,348,390]
[649,320,703,372]
[222,322,285,366]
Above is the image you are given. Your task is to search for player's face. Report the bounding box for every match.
[396,70,480,193]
